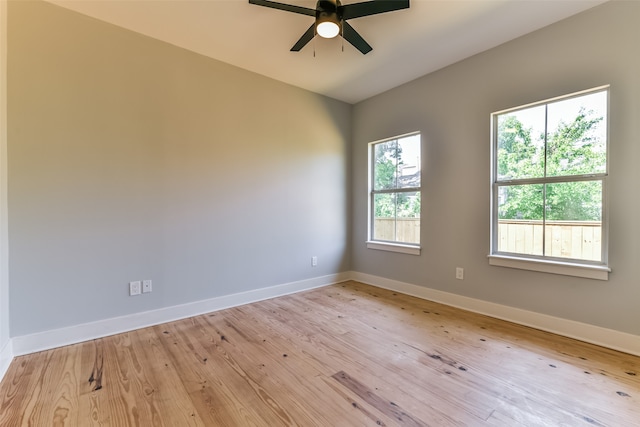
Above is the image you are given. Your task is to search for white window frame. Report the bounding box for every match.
[367,132,421,255]
[489,86,611,280]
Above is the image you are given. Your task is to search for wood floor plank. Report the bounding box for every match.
[100,332,159,425]
[0,351,50,426]
[332,370,426,427]
[135,326,205,426]
[48,345,82,426]
[1,280,639,426]
[77,339,105,426]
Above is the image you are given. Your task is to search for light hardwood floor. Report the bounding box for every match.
[1,281,639,426]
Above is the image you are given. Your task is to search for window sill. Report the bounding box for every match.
[488,254,610,281]
[367,241,421,256]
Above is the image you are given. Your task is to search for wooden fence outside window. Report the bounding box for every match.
[374,218,601,261]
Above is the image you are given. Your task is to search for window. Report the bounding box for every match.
[368,133,421,255]
[489,86,610,280]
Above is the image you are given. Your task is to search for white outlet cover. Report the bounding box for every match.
[129,281,142,296]
[142,280,152,293]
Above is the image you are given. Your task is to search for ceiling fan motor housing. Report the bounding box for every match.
[316,0,342,24]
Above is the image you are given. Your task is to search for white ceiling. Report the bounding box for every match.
[47,0,607,104]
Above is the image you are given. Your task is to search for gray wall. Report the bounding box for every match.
[351,1,640,335]
[0,0,8,351]
[8,1,351,336]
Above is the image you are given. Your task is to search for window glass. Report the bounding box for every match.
[497,105,545,181]
[545,181,602,261]
[546,91,607,177]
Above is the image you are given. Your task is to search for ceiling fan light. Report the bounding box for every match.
[317,19,340,38]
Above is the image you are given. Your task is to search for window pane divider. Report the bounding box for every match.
[371,187,421,194]
[496,173,606,186]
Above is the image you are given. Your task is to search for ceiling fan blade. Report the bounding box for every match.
[342,21,372,54]
[291,24,316,51]
[341,0,410,20]
[249,0,315,16]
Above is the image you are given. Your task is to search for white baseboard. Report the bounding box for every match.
[7,270,640,361]
[351,271,640,357]
[0,338,12,385]
[11,272,350,357]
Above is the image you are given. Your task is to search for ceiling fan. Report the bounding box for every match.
[248,0,410,54]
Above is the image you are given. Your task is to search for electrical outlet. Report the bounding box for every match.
[456,267,464,280]
[311,256,318,267]
[142,280,152,293]
[129,281,142,296]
